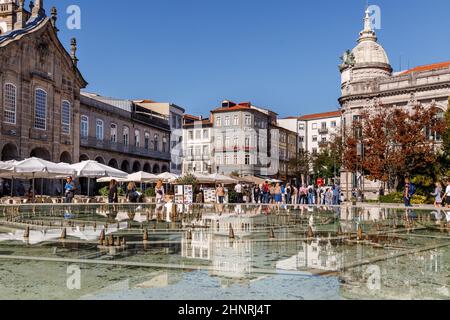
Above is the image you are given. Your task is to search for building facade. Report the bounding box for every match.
[0,1,86,165]
[80,93,171,175]
[338,9,450,199]
[134,100,185,174]
[279,111,342,157]
[210,100,279,177]
[182,115,214,174]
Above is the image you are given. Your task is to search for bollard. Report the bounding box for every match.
[337,224,343,236]
[143,229,149,241]
[307,226,314,238]
[216,221,220,232]
[229,224,235,239]
[127,221,132,229]
[269,228,276,239]
[357,225,363,241]
[93,222,97,232]
[60,228,66,240]
[117,222,120,230]
[24,226,30,239]
[108,234,114,246]
[99,229,105,242]
[105,223,108,231]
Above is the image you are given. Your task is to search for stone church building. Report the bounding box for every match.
[0,0,87,165]
[339,9,450,199]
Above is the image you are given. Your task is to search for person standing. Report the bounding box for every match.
[285,184,292,204]
[431,182,443,208]
[155,180,165,204]
[403,177,414,207]
[216,184,225,204]
[253,185,261,204]
[108,179,119,203]
[234,182,243,203]
[332,184,340,205]
[269,184,276,204]
[262,181,270,204]
[126,182,138,203]
[274,183,282,204]
[64,176,76,203]
[291,185,298,205]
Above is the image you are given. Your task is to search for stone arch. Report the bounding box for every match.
[143,163,151,173]
[108,159,119,169]
[121,160,130,173]
[152,164,160,174]
[161,164,169,173]
[79,154,90,162]
[95,156,105,164]
[30,147,51,161]
[1,143,19,161]
[132,161,141,173]
[60,151,72,164]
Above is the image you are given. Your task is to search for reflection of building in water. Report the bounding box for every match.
[199,213,268,237]
[341,248,450,300]
[181,231,212,260]
[276,239,344,272]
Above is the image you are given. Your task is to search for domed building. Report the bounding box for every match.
[339,9,450,199]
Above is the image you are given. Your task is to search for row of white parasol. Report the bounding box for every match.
[0,158,129,197]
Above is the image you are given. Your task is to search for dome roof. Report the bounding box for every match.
[351,9,390,66]
[352,40,389,65]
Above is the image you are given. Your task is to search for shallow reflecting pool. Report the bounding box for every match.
[0,203,449,300]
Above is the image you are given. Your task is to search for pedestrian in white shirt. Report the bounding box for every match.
[445,181,450,208]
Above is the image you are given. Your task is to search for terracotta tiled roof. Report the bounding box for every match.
[184,114,202,120]
[297,111,342,121]
[401,61,450,75]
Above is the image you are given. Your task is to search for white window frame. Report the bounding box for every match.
[96,119,104,141]
[110,123,118,143]
[3,83,16,124]
[34,88,47,130]
[61,100,71,135]
[134,129,141,148]
[123,126,130,145]
[80,115,89,138]
[233,115,239,126]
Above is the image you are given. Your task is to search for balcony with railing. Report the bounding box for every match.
[318,128,329,135]
[80,136,171,161]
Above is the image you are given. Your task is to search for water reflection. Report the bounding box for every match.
[0,203,450,299]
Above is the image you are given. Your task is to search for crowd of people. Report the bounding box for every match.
[216,181,343,205]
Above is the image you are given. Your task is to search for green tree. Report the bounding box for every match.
[312,134,343,182]
[288,150,311,184]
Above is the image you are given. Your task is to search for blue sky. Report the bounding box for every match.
[47,0,450,118]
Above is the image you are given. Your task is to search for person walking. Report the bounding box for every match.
[155,180,165,204]
[216,184,225,204]
[64,176,76,203]
[108,179,119,203]
[445,181,450,209]
[307,185,315,205]
[403,178,413,207]
[300,185,308,204]
[332,184,340,205]
[431,182,443,208]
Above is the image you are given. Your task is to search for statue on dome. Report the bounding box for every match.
[339,49,356,71]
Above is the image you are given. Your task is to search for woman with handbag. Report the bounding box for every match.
[155,180,165,204]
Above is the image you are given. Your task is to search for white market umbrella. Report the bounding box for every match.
[157,172,179,182]
[96,176,127,183]
[0,158,75,198]
[125,171,159,183]
[70,161,128,196]
[208,173,238,185]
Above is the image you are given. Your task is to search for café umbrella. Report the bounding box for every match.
[70,161,128,196]
[0,158,75,198]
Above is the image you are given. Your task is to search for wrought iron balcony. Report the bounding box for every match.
[80,136,171,161]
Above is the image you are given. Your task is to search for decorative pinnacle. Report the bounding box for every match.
[51,7,59,32]
[70,38,79,66]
